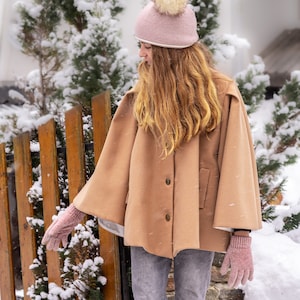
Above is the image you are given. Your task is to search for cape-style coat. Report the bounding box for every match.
[74,70,262,259]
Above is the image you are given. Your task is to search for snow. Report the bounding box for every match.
[291,70,300,82]
[244,222,300,299]
[0,104,52,143]
[282,163,300,206]
[74,0,95,12]
[213,33,250,63]
[0,1,299,299]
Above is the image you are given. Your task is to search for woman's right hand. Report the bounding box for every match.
[42,204,85,251]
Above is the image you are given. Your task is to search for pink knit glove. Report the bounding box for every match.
[42,204,85,251]
[220,235,253,288]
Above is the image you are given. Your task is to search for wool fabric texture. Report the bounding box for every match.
[134,1,199,48]
[220,236,253,288]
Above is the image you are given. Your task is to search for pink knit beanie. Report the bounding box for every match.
[134,0,198,49]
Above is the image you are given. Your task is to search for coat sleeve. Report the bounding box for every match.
[73,92,137,224]
[213,82,262,231]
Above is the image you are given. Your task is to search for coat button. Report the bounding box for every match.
[165,214,171,222]
[165,178,171,185]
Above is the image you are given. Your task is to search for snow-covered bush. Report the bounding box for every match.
[237,60,300,227]
[58,3,135,113]
[192,0,250,62]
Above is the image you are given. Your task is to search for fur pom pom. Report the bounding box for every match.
[153,0,188,16]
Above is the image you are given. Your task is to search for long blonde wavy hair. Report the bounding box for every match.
[133,42,221,157]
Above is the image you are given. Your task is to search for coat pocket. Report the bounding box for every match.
[199,168,210,208]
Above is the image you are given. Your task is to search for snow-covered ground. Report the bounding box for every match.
[244,220,300,299]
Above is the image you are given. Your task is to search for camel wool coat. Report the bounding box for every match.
[73,70,262,259]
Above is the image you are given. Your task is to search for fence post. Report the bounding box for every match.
[13,132,36,299]
[92,91,122,300]
[0,143,16,300]
[38,120,61,286]
[65,105,86,201]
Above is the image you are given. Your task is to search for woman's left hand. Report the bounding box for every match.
[220,235,253,288]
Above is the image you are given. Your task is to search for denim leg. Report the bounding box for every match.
[174,249,214,300]
[130,247,172,300]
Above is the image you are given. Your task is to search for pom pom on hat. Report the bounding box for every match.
[153,0,188,16]
[135,0,198,49]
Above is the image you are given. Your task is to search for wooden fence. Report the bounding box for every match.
[0,91,122,300]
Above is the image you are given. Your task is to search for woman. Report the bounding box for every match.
[42,1,262,299]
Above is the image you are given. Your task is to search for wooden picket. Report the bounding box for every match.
[0,91,121,299]
[0,143,16,300]
[14,133,36,299]
[39,119,61,287]
[65,105,86,201]
[92,92,122,300]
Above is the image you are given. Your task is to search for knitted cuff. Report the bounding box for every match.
[233,228,251,232]
[230,235,251,248]
[66,203,85,221]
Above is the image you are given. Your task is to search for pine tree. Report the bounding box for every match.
[261,73,300,214]
[16,0,66,114]
[191,0,249,62]
[235,56,270,114]
[191,0,220,49]
[236,63,300,224]
[15,0,135,117]
[268,72,300,229]
[56,0,135,114]
[53,220,106,299]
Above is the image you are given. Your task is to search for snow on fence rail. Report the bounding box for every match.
[0,91,122,300]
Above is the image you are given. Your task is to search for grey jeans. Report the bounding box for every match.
[130,247,214,300]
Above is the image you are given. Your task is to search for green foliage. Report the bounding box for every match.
[64,4,135,114]
[282,212,300,232]
[276,75,300,160]
[68,22,132,112]
[15,0,133,116]
[0,113,21,143]
[252,85,300,220]
[16,0,66,113]
[235,55,300,227]
[27,169,51,298]
[59,220,105,299]
[261,206,277,222]
[17,0,61,57]
[102,0,125,17]
[26,145,105,299]
[235,56,270,114]
[58,0,87,32]
[280,74,300,106]
[263,77,300,166]
[191,0,220,49]
[191,0,250,63]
